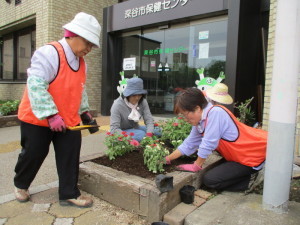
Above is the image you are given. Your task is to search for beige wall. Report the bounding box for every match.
[263,0,300,157]
[0,0,117,113]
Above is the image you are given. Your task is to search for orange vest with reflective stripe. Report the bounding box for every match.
[205,105,267,167]
[18,41,86,127]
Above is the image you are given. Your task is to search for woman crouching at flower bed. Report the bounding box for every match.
[109,77,161,142]
[165,88,267,193]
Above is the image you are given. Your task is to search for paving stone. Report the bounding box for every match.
[0,218,7,225]
[49,202,91,218]
[5,212,54,225]
[163,202,197,225]
[30,187,59,204]
[0,200,33,217]
[193,195,206,207]
[194,189,212,200]
[32,203,51,212]
[54,218,73,225]
[74,211,116,225]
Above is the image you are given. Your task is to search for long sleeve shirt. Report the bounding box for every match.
[178,102,238,158]
[110,96,155,134]
[26,38,89,120]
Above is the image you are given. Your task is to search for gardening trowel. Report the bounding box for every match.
[67,125,100,131]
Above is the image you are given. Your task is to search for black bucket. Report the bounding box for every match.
[179,185,195,204]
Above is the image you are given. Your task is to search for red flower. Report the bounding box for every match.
[154,123,159,127]
[129,132,135,136]
[146,132,153,137]
[130,139,140,146]
[106,132,111,135]
[173,122,179,126]
[178,117,183,120]
[123,134,128,137]
[151,144,157,147]
[121,131,127,135]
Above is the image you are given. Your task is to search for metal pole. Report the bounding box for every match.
[263,0,300,213]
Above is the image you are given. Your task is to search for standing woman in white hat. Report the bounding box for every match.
[14,12,101,207]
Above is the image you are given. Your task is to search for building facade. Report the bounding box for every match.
[0,0,117,112]
[1,0,299,158]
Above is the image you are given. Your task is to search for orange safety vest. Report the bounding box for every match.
[18,41,86,127]
[204,105,267,167]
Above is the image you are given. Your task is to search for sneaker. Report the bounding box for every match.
[245,167,265,194]
[14,187,30,202]
[60,195,93,208]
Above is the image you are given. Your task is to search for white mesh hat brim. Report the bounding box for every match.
[63,23,100,48]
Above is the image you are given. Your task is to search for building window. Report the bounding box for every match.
[15,0,21,6]
[0,26,36,81]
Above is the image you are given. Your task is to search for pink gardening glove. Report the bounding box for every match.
[176,162,202,172]
[165,156,171,165]
[47,114,66,132]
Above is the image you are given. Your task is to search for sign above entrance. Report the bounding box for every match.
[107,0,225,32]
[125,0,190,19]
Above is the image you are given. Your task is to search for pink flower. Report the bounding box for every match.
[121,131,127,135]
[118,137,123,141]
[146,132,153,137]
[129,132,135,136]
[173,122,179,126]
[130,139,140,146]
[106,132,111,135]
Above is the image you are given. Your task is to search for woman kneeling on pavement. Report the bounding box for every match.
[14,12,101,207]
[165,87,267,192]
[110,77,161,142]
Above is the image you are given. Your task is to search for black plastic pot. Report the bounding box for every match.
[151,222,169,225]
[179,185,195,204]
[155,174,173,193]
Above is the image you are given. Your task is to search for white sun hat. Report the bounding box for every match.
[63,12,101,48]
[206,83,233,105]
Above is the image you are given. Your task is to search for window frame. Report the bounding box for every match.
[0,25,36,82]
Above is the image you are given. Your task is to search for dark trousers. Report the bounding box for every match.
[202,161,257,191]
[14,121,82,200]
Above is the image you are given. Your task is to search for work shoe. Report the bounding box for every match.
[245,167,265,194]
[60,195,93,208]
[14,187,30,202]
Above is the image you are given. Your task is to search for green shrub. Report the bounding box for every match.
[0,100,20,116]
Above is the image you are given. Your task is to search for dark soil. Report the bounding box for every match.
[91,148,195,180]
[91,149,300,203]
[252,178,300,203]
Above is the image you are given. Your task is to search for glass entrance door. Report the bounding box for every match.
[119,17,228,114]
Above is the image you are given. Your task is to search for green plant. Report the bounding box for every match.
[234,97,255,126]
[160,116,191,147]
[104,131,139,160]
[140,132,160,148]
[0,100,20,116]
[143,143,169,173]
